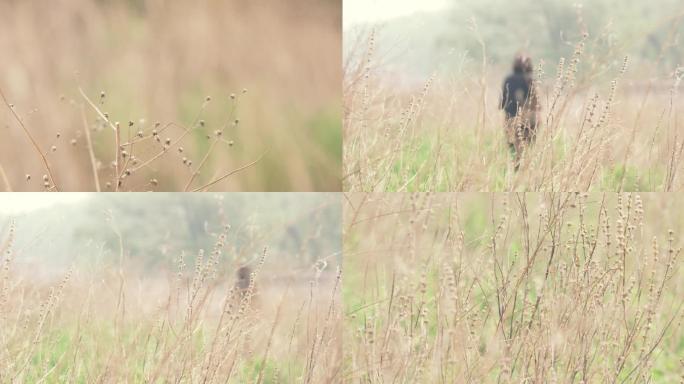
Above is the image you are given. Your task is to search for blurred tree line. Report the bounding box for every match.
[358,0,682,80]
[1,194,340,272]
[446,0,682,66]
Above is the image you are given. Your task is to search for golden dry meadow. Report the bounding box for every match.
[0,193,342,383]
[344,193,684,383]
[5,1,684,383]
[344,0,684,192]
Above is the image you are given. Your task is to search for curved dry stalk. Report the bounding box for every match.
[0,87,59,191]
[183,140,219,191]
[184,98,241,191]
[191,149,269,192]
[80,105,101,192]
[78,87,122,189]
[0,163,11,191]
[256,284,290,384]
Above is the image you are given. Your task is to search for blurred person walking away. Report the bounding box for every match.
[500,54,540,170]
[236,265,255,302]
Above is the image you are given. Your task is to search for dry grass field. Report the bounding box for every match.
[344,193,684,383]
[0,194,342,383]
[0,0,341,191]
[344,15,684,192]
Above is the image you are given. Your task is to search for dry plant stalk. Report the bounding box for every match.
[344,193,684,383]
[0,225,342,383]
[343,24,683,192]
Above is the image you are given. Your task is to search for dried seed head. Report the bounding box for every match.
[42,174,49,182]
[51,145,57,152]
[25,174,31,181]
[205,96,211,102]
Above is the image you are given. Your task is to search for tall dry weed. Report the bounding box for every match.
[344,193,684,383]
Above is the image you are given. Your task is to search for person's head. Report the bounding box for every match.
[513,54,533,74]
[237,266,251,287]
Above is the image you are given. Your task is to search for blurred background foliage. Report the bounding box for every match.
[0,193,341,275]
[0,0,341,191]
[346,0,683,81]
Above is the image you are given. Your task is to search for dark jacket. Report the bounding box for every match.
[500,73,533,118]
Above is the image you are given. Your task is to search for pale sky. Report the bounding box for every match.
[0,193,89,214]
[344,0,449,29]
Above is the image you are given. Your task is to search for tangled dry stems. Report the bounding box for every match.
[344,193,684,383]
[0,87,265,192]
[344,26,683,192]
[0,223,342,383]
